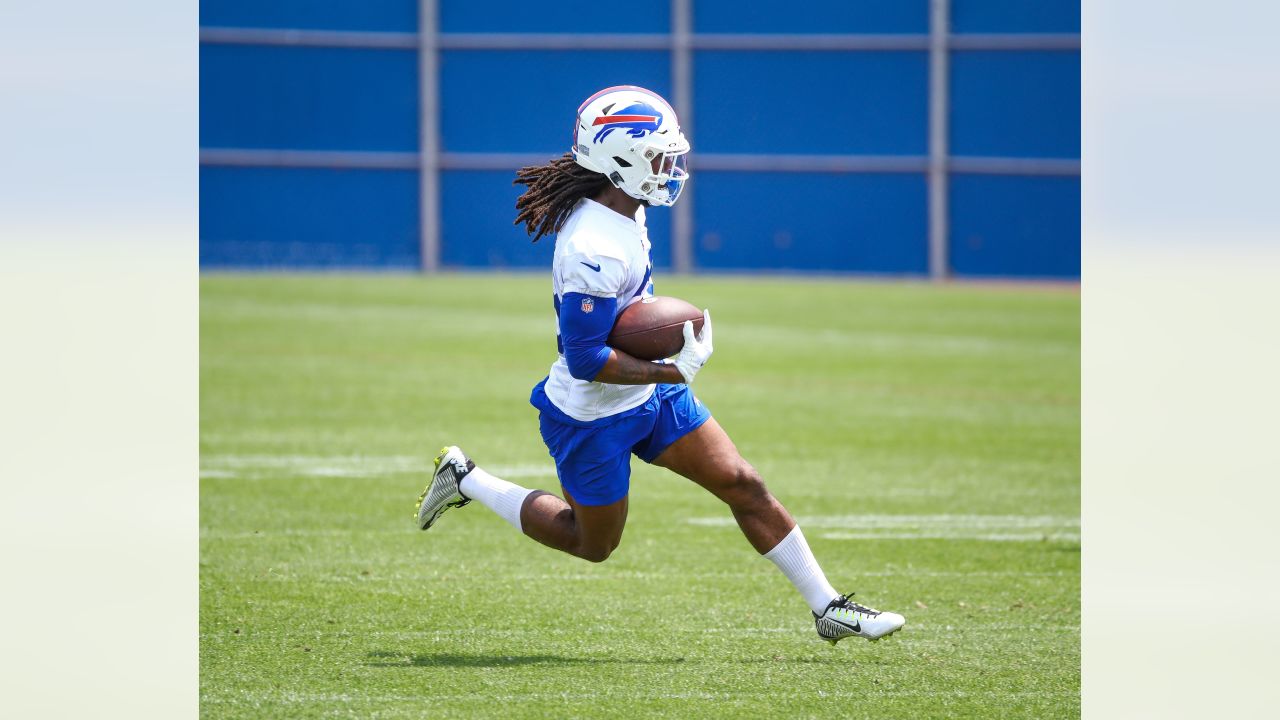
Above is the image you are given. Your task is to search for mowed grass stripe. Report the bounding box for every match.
[201,274,1078,719]
[204,689,1081,703]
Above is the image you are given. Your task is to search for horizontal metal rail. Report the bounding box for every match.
[200,27,1079,52]
[439,32,670,50]
[685,33,930,51]
[199,27,419,49]
[200,149,420,169]
[949,33,1080,51]
[201,149,1079,176]
[694,154,928,173]
[440,152,545,170]
[949,156,1081,176]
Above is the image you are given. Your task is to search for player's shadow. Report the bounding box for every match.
[365,651,679,668]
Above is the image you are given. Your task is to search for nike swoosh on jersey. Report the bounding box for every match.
[580,261,602,272]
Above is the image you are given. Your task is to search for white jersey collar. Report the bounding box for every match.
[581,198,647,231]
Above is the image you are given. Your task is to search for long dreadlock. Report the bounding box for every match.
[513,152,612,242]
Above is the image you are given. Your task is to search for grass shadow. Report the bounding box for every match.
[366,650,839,668]
[365,651,679,668]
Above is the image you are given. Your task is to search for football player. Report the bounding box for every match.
[417,86,904,643]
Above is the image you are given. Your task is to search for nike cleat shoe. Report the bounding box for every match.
[415,446,474,530]
[814,594,906,644]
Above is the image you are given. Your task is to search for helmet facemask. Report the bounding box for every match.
[616,142,689,207]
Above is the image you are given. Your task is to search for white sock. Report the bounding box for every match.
[763,526,840,614]
[458,466,533,532]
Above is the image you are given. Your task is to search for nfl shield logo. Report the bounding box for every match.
[580,297,595,313]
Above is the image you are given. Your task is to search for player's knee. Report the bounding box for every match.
[724,460,769,507]
[576,543,613,563]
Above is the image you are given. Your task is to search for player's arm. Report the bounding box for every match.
[594,348,685,385]
[596,309,713,385]
[559,292,683,385]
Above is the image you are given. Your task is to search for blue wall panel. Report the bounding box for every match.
[950,50,1080,158]
[201,167,420,268]
[695,0,927,33]
[694,172,927,274]
[948,175,1079,278]
[197,4,1080,278]
[441,171,672,270]
[952,0,1080,34]
[442,0,669,34]
[200,0,417,32]
[201,44,418,151]
[695,51,928,156]
[440,51,670,154]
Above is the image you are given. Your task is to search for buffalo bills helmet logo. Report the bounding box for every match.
[592,102,664,143]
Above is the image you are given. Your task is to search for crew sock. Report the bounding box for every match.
[763,526,841,614]
[458,467,534,532]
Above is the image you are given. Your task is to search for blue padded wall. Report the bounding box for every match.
[694,52,928,156]
[950,50,1080,159]
[201,167,420,269]
[442,0,669,33]
[952,0,1080,33]
[200,0,417,32]
[200,44,418,151]
[440,51,671,154]
[694,0,927,33]
[949,175,1080,279]
[200,0,1080,278]
[694,173,927,274]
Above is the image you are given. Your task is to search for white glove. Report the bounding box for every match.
[674,309,714,384]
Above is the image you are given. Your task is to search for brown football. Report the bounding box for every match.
[607,296,704,361]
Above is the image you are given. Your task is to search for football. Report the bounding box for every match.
[607,296,705,361]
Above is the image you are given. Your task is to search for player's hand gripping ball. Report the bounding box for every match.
[673,309,713,383]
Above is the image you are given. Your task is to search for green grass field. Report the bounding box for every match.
[200,274,1079,719]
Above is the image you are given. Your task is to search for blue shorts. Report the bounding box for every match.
[532,382,712,507]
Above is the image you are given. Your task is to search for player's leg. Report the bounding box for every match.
[415,446,628,562]
[649,418,841,610]
[417,403,649,562]
[649,417,794,552]
[520,489,627,563]
[639,386,905,643]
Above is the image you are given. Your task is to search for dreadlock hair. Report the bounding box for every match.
[513,152,612,242]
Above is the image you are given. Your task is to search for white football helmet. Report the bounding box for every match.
[571,85,690,207]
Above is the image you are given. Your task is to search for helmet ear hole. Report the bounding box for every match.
[612,156,632,168]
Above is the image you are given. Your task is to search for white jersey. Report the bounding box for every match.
[542,198,656,423]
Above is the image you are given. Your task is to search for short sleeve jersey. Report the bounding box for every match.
[541,198,656,422]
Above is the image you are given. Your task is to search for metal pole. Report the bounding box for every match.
[419,0,441,273]
[928,0,950,280]
[671,0,694,275]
